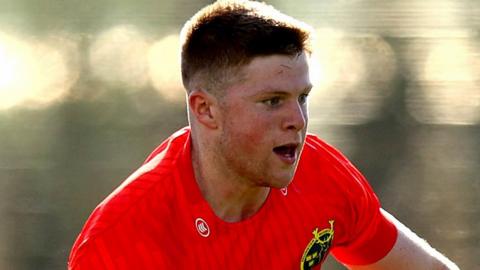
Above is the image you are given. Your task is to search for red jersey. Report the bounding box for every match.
[68,127,397,270]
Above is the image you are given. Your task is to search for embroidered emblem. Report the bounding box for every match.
[300,220,334,270]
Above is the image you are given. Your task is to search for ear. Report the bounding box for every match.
[188,90,219,129]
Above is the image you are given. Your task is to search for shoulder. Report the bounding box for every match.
[299,134,397,265]
[302,133,353,167]
[89,127,191,233]
[299,133,359,181]
[297,133,376,200]
[68,127,191,268]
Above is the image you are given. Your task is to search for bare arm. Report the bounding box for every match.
[347,209,459,270]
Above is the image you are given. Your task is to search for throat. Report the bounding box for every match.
[194,164,270,222]
[191,140,270,222]
[212,187,271,223]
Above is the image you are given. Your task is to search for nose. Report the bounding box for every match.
[283,101,307,131]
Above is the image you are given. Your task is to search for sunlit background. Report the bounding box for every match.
[0,0,478,269]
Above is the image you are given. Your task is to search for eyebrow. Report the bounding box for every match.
[303,85,313,93]
[279,64,292,70]
[254,85,313,97]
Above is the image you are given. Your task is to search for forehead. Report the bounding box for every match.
[227,53,311,96]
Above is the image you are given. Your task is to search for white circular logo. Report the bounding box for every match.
[195,218,210,237]
[281,187,288,196]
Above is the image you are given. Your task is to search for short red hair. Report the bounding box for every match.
[180,0,313,95]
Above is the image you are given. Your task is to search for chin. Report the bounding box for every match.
[268,176,294,189]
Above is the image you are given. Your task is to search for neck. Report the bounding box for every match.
[191,137,270,223]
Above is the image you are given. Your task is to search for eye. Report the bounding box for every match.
[298,93,309,105]
[263,97,282,107]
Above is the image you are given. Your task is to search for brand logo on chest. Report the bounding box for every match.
[195,218,210,237]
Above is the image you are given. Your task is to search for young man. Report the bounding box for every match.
[68,1,459,269]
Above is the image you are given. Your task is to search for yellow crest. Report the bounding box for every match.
[300,220,334,270]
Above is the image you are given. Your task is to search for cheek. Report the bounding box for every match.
[226,105,268,132]
[224,121,271,159]
[222,102,276,149]
[230,126,266,150]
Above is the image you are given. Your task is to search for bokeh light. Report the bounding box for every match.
[406,39,480,125]
[89,25,150,90]
[0,32,33,109]
[309,29,397,125]
[0,31,79,110]
[148,34,185,103]
[423,40,478,82]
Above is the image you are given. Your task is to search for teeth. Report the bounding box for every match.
[273,145,296,157]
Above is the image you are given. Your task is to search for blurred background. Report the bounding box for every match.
[0,0,478,269]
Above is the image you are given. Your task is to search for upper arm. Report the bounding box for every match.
[346,209,459,270]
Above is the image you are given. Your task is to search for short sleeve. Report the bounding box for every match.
[326,148,397,265]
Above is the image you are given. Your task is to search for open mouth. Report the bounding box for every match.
[273,143,298,164]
